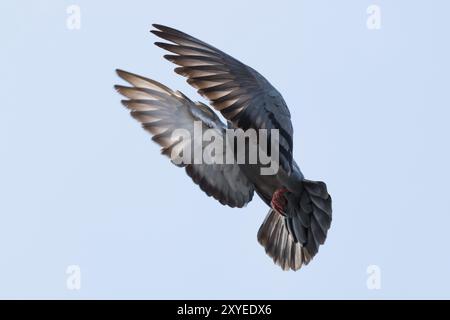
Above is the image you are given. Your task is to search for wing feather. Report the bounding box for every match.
[152,24,294,174]
[115,69,254,208]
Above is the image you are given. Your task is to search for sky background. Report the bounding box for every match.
[1,0,449,299]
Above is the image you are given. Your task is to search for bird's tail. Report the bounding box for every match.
[257,179,332,271]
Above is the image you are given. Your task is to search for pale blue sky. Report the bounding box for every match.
[1,0,449,299]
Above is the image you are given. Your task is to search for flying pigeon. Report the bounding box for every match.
[115,24,332,271]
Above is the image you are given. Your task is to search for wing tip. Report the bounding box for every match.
[150,29,161,37]
[120,99,131,108]
[151,23,180,34]
[151,23,165,30]
[154,41,171,50]
[115,68,130,80]
[113,84,124,92]
[163,54,178,63]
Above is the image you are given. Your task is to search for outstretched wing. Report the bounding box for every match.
[151,24,294,174]
[115,69,254,208]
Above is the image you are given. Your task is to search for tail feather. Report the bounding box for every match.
[257,179,332,271]
[257,209,305,271]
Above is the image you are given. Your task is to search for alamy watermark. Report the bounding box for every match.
[66,265,81,290]
[367,5,381,30]
[66,5,81,30]
[170,121,280,175]
[366,265,381,290]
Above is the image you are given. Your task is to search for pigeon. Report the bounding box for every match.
[115,24,332,271]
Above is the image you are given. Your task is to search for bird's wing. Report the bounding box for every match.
[115,69,254,208]
[151,24,294,174]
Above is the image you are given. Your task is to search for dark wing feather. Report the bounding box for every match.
[151,24,294,174]
[115,69,254,208]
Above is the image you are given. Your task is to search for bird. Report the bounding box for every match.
[115,24,332,271]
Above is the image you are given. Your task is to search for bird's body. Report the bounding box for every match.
[239,159,304,206]
[115,24,332,270]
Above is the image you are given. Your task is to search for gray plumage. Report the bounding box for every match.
[115,24,332,271]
